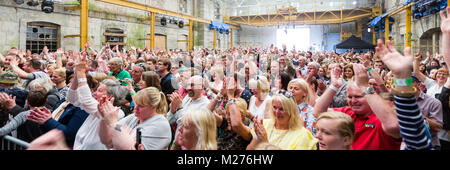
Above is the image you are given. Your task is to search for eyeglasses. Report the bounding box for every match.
[277,90,293,99]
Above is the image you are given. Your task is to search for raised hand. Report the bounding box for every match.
[56,48,63,55]
[441,7,450,68]
[375,39,413,79]
[123,78,134,93]
[414,51,422,61]
[74,51,88,73]
[440,7,450,34]
[330,64,343,89]
[9,57,18,67]
[352,63,370,89]
[0,93,16,110]
[27,107,52,125]
[426,51,432,59]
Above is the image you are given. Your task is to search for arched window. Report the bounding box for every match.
[26,22,60,54]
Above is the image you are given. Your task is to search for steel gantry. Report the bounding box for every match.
[69,0,240,51]
[224,7,381,27]
[382,2,414,47]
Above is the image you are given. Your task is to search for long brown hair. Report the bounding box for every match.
[141,71,161,91]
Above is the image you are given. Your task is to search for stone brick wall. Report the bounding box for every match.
[0,0,218,53]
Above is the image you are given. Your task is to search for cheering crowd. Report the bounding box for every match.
[1,10,450,151]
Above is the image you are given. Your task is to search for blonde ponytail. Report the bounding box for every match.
[157,91,168,115]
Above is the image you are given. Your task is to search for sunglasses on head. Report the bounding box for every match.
[277,90,293,99]
[137,63,146,71]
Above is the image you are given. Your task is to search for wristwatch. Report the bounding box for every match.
[361,86,375,96]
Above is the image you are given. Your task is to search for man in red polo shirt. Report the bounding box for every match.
[313,64,401,150]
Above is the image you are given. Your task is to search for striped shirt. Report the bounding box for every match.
[393,95,433,150]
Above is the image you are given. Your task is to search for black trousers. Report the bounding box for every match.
[438,139,450,150]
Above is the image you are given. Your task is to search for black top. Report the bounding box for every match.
[438,87,450,130]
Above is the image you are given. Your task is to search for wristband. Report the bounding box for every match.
[367,68,373,72]
[56,54,62,57]
[329,84,338,92]
[130,92,136,96]
[228,98,236,105]
[393,77,413,86]
[77,78,87,83]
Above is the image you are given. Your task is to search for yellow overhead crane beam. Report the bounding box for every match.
[74,0,240,51]
[224,7,381,27]
[382,2,414,47]
[80,0,88,51]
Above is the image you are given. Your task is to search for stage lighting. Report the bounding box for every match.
[161,17,167,26]
[13,0,25,5]
[169,17,178,24]
[27,0,40,6]
[41,0,54,13]
[178,20,184,28]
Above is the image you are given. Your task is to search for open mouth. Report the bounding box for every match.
[318,142,326,148]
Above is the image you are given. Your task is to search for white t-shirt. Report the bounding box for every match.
[424,77,443,98]
[69,85,125,150]
[248,95,272,129]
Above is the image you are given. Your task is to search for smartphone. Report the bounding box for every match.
[135,128,142,150]
[136,128,142,145]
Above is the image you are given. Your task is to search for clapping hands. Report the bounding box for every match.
[98,95,119,125]
[253,118,268,142]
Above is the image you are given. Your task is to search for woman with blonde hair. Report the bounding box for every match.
[205,65,224,98]
[51,68,68,98]
[315,111,355,150]
[97,87,171,150]
[248,75,272,128]
[171,108,217,150]
[287,79,317,136]
[247,93,317,150]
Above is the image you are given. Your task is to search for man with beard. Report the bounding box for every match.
[166,75,210,138]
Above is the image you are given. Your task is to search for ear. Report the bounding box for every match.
[343,135,352,148]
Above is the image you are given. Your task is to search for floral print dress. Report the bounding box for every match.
[298,103,317,136]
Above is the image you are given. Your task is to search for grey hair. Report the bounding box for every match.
[307,62,320,69]
[101,79,128,106]
[109,57,123,66]
[27,78,53,92]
